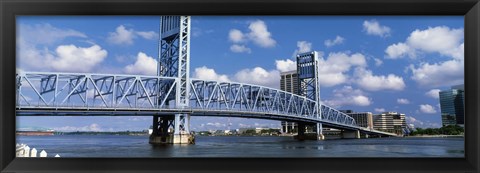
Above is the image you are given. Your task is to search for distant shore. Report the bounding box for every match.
[406,135,464,138]
[17,131,149,136]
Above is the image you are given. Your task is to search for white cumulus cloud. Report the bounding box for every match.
[409,60,464,87]
[124,52,158,75]
[374,58,383,66]
[397,98,410,104]
[17,24,107,72]
[323,86,371,108]
[247,20,276,48]
[193,66,279,88]
[363,20,391,37]
[107,25,158,45]
[407,26,463,59]
[230,44,251,53]
[425,89,441,99]
[294,41,313,55]
[227,20,276,53]
[419,104,437,114]
[400,27,465,88]
[354,68,405,91]
[275,59,296,72]
[385,42,412,59]
[107,25,135,45]
[385,26,463,59]
[229,29,245,43]
[136,31,158,40]
[318,52,367,87]
[193,66,231,82]
[234,67,280,88]
[49,44,108,72]
[324,36,345,47]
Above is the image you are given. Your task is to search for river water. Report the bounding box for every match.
[16,135,464,158]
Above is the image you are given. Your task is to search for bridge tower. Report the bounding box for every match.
[296,51,325,140]
[150,16,194,144]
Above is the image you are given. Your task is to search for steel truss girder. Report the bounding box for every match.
[16,72,356,127]
[189,79,318,119]
[16,72,177,110]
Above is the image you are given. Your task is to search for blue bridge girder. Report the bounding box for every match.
[15,72,398,137]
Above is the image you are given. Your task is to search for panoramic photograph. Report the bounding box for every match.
[15,16,464,158]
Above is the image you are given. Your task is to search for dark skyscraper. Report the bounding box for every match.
[439,84,464,126]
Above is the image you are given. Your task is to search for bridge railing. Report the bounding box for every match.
[16,72,356,126]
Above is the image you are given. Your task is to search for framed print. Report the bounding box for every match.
[1,0,479,172]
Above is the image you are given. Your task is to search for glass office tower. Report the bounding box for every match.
[439,84,465,126]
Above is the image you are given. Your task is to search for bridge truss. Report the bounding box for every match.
[16,72,357,127]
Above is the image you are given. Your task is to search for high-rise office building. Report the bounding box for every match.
[373,112,406,135]
[280,70,299,133]
[340,110,373,129]
[280,70,299,94]
[439,84,465,126]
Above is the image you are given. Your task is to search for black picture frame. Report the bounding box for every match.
[1,0,479,172]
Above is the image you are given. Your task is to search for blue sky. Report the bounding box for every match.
[16,16,464,131]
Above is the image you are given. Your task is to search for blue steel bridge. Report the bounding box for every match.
[16,16,398,144]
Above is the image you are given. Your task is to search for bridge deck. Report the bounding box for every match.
[16,72,398,137]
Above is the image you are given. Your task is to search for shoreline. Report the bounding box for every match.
[406,135,464,138]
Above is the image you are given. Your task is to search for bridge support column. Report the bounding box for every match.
[173,114,195,144]
[361,133,369,139]
[149,114,195,144]
[294,122,324,140]
[149,115,174,144]
[316,123,325,140]
[341,130,360,139]
[294,122,306,140]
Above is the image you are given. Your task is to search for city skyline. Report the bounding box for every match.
[16,16,464,131]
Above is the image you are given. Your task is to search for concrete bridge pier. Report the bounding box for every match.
[173,114,195,144]
[149,114,195,145]
[149,115,174,144]
[294,122,324,140]
[341,130,360,139]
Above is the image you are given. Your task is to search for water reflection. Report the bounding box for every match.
[16,135,464,157]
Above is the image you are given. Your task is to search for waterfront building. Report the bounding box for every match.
[280,70,299,134]
[372,112,406,135]
[255,127,266,133]
[340,110,373,129]
[439,84,465,127]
